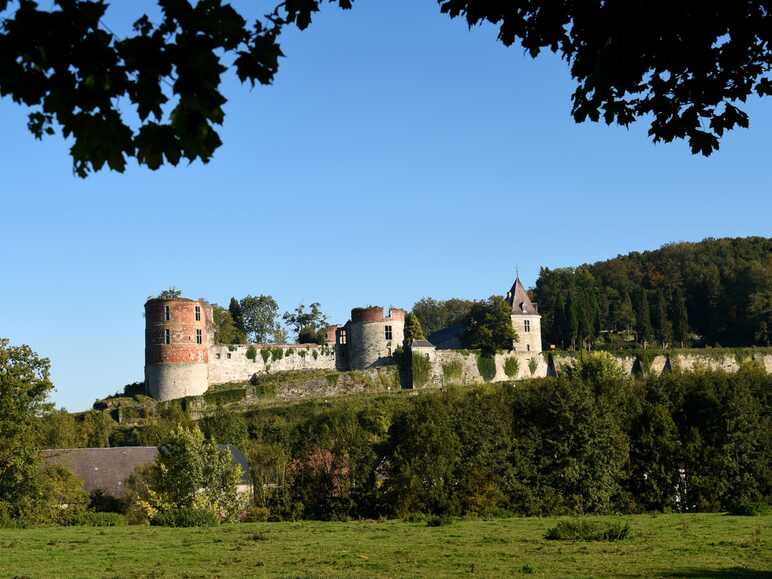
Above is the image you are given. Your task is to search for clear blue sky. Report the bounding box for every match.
[1,0,770,411]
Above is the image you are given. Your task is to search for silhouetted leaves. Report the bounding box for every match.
[1,1,770,176]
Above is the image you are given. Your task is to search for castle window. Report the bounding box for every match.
[164,329,171,344]
[195,305,201,321]
[227,353,231,359]
[384,325,392,340]
[196,329,202,344]
[216,353,221,360]
[524,320,531,333]
[527,344,531,352]
[338,330,347,345]
[164,305,171,321]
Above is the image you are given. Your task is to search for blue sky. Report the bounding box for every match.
[1,0,770,411]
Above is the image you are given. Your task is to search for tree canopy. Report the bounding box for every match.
[534,237,772,349]
[1,1,769,177]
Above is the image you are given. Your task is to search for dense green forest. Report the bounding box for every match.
[37,357,771,520]
[533,237,771,349]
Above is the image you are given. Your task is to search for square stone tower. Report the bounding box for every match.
[505,275,542,354]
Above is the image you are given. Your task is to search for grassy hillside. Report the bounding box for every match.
[0,514,768,577]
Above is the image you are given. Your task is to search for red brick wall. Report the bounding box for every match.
[145,299,209,365]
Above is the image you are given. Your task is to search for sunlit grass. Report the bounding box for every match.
[0,513,768,577]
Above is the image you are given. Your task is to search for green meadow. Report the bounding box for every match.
[0,514,768,578]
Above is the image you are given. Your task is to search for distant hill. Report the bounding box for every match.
[533,237,771,349]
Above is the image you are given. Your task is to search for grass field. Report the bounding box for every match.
[0,514,769,578]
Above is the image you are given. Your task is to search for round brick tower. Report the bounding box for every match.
[144,297,213,401]
[347,306,405,369]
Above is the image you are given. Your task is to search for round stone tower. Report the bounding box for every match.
[347,306,405,369]
[144,297,213,401]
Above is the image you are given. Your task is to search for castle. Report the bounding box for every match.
[144,275,541,401]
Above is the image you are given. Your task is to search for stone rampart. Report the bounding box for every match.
[413,345,772,389]
[207,343,336,385]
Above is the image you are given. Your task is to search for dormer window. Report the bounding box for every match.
[195,305,201,321]
[521,302,527,313]
[164,305,171,321]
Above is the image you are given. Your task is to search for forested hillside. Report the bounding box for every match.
[533,237,771,349]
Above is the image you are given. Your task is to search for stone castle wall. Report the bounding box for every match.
[145,298,213,401]
[412,346,772,389]
[206,344,336,385]
[345,307,405,370]
[511,314,543,354]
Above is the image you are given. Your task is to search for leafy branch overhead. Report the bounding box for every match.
[1,1,770,177]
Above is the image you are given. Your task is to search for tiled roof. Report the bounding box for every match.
[42,445,250,498]
[505,277,539,315]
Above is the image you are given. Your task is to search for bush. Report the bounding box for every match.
[477,354,496,382]
[528,357,539,376]
[426,514,454,527]
[312,350,319,360]
[246,345,257,361]
[504,356,519,378]
[151,508,219,528]
[260,349,271,363]
[241,506,270,522]
[271,348,284,362]
[545,519,631,541]
[728,501,769,516]
[64,511,127,527]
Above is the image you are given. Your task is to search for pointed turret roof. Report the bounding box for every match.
[505,275,539,315]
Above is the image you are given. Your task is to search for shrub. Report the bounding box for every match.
[246,345,257,361]
[312,350,319,360]
[271,348,284,362]
[299,349,306,358]
[64,511,127,527]
[728,501,769,516]
[426,514,453,527]
[325,373,338,386]
[528,357,539,376]
[504,356,519,378]
[151,508,219,527]
[545,519,631,542]
[204,388,245,405]
[285,348,294,357]
[241,506,270,522]
[260,349,271,363]
[412,352,432,387]
[476,354,496,382]
[442,360,463,383]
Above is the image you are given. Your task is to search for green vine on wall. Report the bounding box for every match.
[504,356,519,378]
[476,354,496,382]
[442,360,463,383]
[412,352,432,388]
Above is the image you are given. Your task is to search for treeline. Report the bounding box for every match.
[213,358,770,518]
[52,356,770,520]
[533,237,771,349]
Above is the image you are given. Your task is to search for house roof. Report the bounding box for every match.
[505,276,539,315]
[427,324,465,350]
[411,339,435,349]
[41,445,250,498]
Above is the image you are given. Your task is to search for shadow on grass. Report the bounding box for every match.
[659,569,770,578]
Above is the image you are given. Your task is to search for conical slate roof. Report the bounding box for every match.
[505,276,538,315]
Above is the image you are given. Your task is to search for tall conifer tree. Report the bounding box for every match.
[228,297,245,333]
